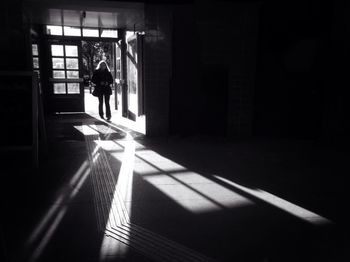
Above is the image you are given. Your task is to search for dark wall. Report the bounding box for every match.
[324,0,350,144]
[253,1,334,140]
[170,2,260,137]
[0,0,31,71]
[170,5,200,135]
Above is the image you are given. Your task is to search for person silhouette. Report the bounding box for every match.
[91,60,113,121]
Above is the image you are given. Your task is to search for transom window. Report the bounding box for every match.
[46,25,118,39]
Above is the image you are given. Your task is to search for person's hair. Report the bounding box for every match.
[95,60,111,72]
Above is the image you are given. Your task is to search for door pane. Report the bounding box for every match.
[53,83,66,94]
[65,45,78,57]
[51,45,64,56]
[67,83,80,94]
[34,70,40,78]
[127,37,138,116]
[66,58,79,69]
[32,44,38,56]
[52,58,64,69]
[67,71,79,79]
[33,57,39,69]
[53,70,65,78]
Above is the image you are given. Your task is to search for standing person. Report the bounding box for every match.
[91,60,114,121]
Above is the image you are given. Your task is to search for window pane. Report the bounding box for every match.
[32,44,38,56]
[51,45,64,56]
[67,71,79,79]
[101,29,118,38]
[67,83,80,94]
[52,58,64,69]
[66,58,79,69]
[53,70,65,78]
[53,83,66,94]
[33,57,39,69]
[65,45,78,57]
[63,26,81,36]
[34,70,40,79]
[82,28,99,37]
[47,25,63,36]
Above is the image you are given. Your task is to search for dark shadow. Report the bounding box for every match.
[4,112,347,262]
[1,113,131,262]
[129,137,349,262]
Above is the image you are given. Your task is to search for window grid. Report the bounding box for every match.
[46,25,119,39]
[51,44,80,94]
[32,44,40,78]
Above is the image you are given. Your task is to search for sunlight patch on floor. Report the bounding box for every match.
[99,140,135,259]
[214,175,332,225]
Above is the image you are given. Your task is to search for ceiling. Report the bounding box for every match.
[23,0,145,30]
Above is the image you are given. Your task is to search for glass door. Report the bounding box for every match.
[48,40,84,112]
[126,33,144,121]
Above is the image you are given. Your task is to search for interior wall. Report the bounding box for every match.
[143,4,172,136]
[322,0,350,144]
[170,2,260,137]
[253,0,333,140]
[0,0,31,71]
[170,4,199,135]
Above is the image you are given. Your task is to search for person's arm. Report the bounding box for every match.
[91,71,98,85]
[108,72,113,85]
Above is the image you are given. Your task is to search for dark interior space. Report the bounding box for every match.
[1,0,350,262]
[253,1,330,139]
[198,64,228,136]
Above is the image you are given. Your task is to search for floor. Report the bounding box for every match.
[84,88,146,134]
[1,112,349,262]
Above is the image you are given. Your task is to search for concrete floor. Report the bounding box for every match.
[1,112,349,262]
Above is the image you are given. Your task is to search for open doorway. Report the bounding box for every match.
[30,24,146,134]
[81,40,116,119]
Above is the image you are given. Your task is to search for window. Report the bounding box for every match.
[116,44,121,80]
[51,44,81,94]
[46,25,63,36]
[67,83,80,94]
[32,44,40,78]
[46,25,119,39]
[101,29,118,38]
[53,83,66,94]
[82,28,99,37]
[63,26,81,36]
[65,45,78,57]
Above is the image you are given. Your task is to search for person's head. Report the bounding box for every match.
[96,60,110,72]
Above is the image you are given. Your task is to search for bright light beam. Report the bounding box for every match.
[27,160,89,246]
[26,153,94,261]
[99,140,136,260]
[28,165,91,261]
[214,175,332,226]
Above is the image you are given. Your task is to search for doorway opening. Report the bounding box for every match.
[30,24,146,134]
[81,40,116,119]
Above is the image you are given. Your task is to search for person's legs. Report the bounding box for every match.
[105,94,111,120]
[98,95,104,118]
